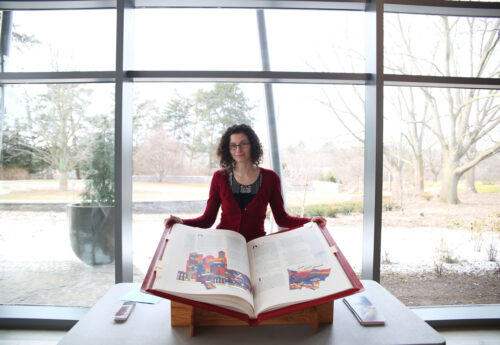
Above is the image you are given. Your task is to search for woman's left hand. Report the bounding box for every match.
[311,216,327,228]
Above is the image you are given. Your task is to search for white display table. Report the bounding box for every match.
[59,280,445,345]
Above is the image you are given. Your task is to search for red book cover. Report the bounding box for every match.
[141,223,363,326]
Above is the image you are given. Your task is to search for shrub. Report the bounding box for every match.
[288,205,335,218]
[469,220,485,252]
[305,204,338,218]
[434,238,459,276]
[335,201,363,215]
[486,243,498,262]
[382,199,400,212]
[434,261,445,276]
[381,249,393,265]
[320,171,337,183]
[421,192,433,201]
[288,201,363,218]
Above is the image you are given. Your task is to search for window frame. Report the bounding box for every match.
[0,0,499,330]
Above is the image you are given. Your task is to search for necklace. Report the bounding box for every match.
[240,184,252,193]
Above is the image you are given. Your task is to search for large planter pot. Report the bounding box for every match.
[67,204,115,265]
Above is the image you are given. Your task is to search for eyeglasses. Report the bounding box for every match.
[229,142,250,151]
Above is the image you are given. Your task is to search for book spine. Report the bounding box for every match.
[141,226,171,292]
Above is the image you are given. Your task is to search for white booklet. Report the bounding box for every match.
[343,294,385,326]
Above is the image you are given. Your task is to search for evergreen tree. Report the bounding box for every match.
[80,117,114,206]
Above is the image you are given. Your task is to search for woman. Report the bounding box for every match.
[164,124,326,242]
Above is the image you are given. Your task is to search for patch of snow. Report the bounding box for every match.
[1,212,499,277]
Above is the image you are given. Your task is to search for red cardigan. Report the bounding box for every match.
[182,168,311,242]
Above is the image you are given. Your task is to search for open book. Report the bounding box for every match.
[141,222,363,325]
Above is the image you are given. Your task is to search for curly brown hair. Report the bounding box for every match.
[217,124,263,169]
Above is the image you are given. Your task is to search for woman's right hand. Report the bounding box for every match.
[164,215,183,228]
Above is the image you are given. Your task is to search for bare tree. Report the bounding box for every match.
[419,17,500,203]
[397,88,428,193]
[133,129,185,181]
[319,86,415,199]
[423,145,442,183]
[465,144,478,193]
[384,15,500,203]
[21,84,94,190]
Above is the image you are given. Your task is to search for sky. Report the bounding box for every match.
[5,8,499,151]
[6,8,368,149]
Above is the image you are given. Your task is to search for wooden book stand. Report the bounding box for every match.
[171,301,334,336]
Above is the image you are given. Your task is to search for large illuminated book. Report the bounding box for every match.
[141,222,363,326]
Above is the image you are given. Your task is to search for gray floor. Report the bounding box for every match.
[0,329,66,345]
[1,328,500,345]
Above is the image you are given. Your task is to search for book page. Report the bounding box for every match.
[152,224,255,315]
[247,222,353,315]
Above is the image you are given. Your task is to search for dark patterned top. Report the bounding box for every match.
[229,171,262,210]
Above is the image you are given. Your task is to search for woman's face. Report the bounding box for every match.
[229,133,251,164]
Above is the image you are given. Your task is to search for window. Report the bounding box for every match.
[5,10,115,72]
[275,84,365,273]
[381,11,500,307]
[134,9,261,71]
[0,83,115,307]
[134,9,364,72]
[385,14,500,77]
[381,86,500,306]
[131,82,267,279]
[0,0,498,326]
[263,10,365,72]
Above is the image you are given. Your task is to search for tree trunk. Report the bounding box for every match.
[398,165,404,209]
[59,170,68,191]
[388,171,393,193]
[439,164,460,204]
[208,124,215,169]
[433,171,439,183]
[466,167,477,193]
[417,153,424,193]
[208,142,214,169]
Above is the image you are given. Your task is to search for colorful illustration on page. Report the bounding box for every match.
[176,251,252,293]
[287,265,331,290]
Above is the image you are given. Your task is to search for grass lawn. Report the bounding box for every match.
[0,180,209,201]
[0,179,498,205]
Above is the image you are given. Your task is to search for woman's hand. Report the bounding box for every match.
[164,215,183,228]
[311,216,327,228]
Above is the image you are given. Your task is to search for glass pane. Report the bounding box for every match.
[265,10,365,72]
[0,83,116,307]
[134,9,365,72]
[131,82,269,278]
[131,82,364,280]
[134,9,261,71]
[2,10,116,72]
[275,84,365,275]
[385,14,500,77]
[381,86,500,306]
